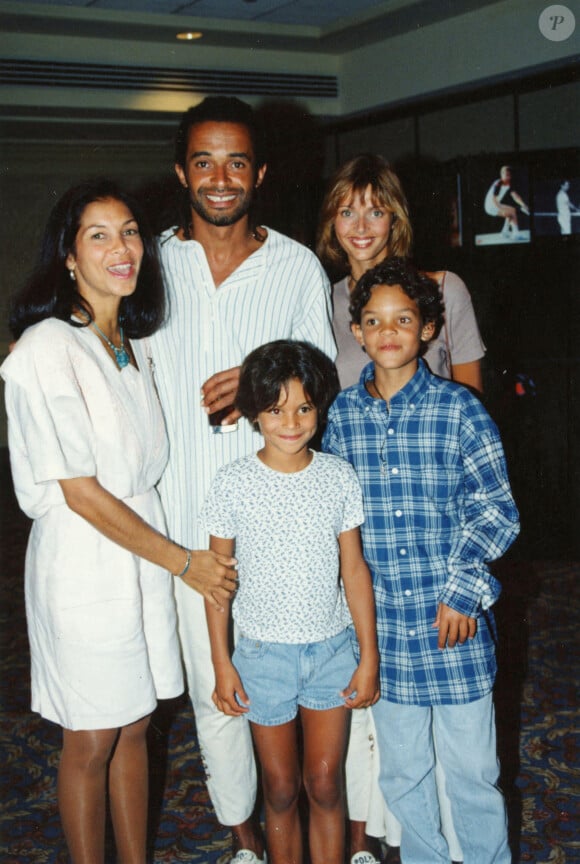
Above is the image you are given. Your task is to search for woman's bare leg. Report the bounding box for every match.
[108,714,151,864]
[301,706,349,864]
[251,719,302,864]
[58,727,119,864]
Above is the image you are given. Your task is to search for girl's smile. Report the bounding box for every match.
[256,378,318,473]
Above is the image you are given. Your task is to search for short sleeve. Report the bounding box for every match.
[2,327,97,483]
[443,272,486,366]
[338,459,365,535]
[201,464,237,539]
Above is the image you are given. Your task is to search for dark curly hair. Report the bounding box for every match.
[349,257,444,337]
[174,96,266,172]
[9,179,165,340]
[235,340,339,430]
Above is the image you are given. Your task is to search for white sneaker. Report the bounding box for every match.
[351,854,381,864]
[230,851,267,864]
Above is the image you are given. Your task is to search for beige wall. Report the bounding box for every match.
[339,0,579,115]
[2,0,578,119]
[520,80,580,150]
[328,79,580,165]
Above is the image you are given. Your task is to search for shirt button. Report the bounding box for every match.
[392,467,399,475]
[409,629,416,636]
[405,589,412,596]
[399,548,407,555]
[395,509,402,517]
[409,403,415,410]
[387,428,395,435]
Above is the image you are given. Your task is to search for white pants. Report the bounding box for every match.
[346,707,463,859]
[175,577,257,826]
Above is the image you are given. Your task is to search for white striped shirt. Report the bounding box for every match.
[151,226,336,547]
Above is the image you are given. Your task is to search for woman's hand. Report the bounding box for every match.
[179,550,238,610]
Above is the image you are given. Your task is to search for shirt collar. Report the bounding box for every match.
[355,358,431,408]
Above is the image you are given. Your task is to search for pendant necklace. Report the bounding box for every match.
[91,321,130,369]
[371,378,388,403]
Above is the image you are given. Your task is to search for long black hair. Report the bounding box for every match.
[9,179,165,339]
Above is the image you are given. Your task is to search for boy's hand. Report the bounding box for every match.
[433,602,477,649]
[341,660,380,709]
[212,663,250,716]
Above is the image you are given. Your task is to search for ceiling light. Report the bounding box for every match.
[176,32,203,41]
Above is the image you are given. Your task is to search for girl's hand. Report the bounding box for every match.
[341,660,380,709]
[212,664,250,716]
[179,551,238,610]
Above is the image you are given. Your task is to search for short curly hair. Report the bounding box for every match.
[349,257,444,337]
[174,96,266,171]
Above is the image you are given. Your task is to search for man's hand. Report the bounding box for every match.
[433,602,477,649]
[201,366,242,425]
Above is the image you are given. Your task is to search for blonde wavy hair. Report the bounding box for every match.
[316,154,413,273]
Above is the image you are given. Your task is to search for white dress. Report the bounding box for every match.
[1,318,183,731]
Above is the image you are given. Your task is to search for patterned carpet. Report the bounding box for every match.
[0,452,578,862]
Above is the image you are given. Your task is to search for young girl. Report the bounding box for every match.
[203,340,380,864]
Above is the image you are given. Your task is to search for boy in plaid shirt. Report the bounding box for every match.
[323,257,519,863]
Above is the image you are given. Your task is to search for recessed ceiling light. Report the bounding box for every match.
[176,32,203,41]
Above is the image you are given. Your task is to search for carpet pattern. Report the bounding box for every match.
[1,454,578,862]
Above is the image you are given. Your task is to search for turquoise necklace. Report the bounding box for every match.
[91,321,130,369]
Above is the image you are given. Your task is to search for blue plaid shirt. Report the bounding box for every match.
[323,360,519,706]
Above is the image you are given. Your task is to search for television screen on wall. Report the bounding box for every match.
[473,162,531,246]
[533,177,580,237]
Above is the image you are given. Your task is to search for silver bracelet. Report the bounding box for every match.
[174,548,192,578]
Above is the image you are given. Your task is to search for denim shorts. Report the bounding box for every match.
[233,627,357,726]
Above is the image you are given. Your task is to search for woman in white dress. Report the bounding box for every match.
[317,154,486,864]
[1,180,238,864]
